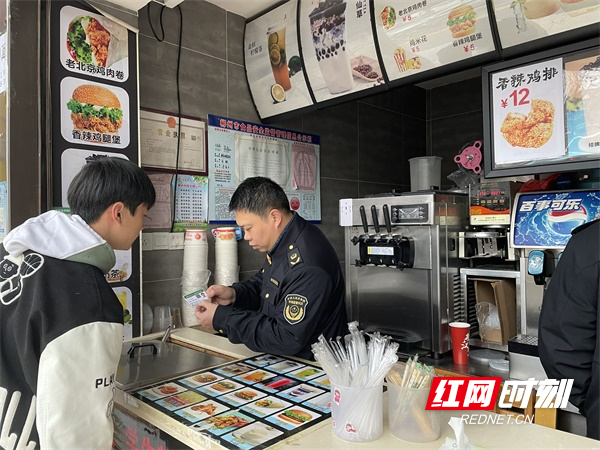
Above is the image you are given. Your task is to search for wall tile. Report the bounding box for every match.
[140,0,226,60]
[430,110,484,189]
[358,103,403,184]
[227,12,246,66]
[399,84,427,120]
[228,63,260,122]
[139,37,228,118]
[142,279,182,310]
[401,115,428,188]
[358,181,399,198]
[429,77,483,120]
[143,249,183,282]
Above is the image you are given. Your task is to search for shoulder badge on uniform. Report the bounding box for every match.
[270,277,279,287]
[283,294,308,325]
[287,248,302,268]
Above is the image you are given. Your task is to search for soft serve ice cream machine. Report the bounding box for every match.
[339,192,469,357]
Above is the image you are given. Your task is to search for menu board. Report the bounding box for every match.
[493,0,600,50]
[373,0,496,83]
[245,0,314,120]
[50,1,140,338]
[207,115,321,223]
[130,354,331,450]
[484,43,600,176]
[298,0,384,104]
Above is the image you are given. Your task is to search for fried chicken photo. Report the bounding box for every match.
[500,99,555,148]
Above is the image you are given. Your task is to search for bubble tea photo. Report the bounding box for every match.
[309,0,354,94]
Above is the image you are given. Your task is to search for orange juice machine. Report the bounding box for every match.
[339,192,469,357]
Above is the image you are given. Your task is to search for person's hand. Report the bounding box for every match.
[205,285,236,306]
[194,299,218,329]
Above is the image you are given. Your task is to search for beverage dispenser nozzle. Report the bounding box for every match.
[528,250,555,285]
[371,205,380,234]
[359,205,369,233]
[382,204,392,234]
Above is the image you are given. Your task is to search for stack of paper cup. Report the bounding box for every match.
[212,227,239,286]
[181,229,210,326]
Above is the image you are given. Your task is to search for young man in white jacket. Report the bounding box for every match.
[0,157,155,450]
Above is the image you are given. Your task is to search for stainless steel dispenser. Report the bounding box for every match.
[340,192,469,357]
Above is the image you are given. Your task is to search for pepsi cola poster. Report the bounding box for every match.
[511,189,600,248]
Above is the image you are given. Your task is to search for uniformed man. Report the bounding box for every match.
[195,177,347,360]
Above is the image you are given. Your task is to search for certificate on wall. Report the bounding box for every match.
[493,0,600,50]
[298,0,384,103]
[245,0,314,120]
[207,115,321,223]
[491,58,565,165]
[373,0,496,83]
[140,109,207,174]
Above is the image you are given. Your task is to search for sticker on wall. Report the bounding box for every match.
[60,5,129,82]
[106,249,132,284]
[60,77,130,148]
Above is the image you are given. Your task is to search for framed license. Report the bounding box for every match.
[140,108,207,174]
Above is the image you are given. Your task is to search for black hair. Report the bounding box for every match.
[228,177,290,218]
[67,157,156,224]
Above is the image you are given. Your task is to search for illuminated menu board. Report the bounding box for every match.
[492,0,600,50]
[373,0,496,83]
[297,0,384,104]
[245,0,314,120]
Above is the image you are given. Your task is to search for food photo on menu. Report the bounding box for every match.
[264,359,305,374]
[278,383,324,402]
[246,354,284,367]
[491,57,566,165]
[193,411,256,436]
[234,369,277,384]
[287,366,324,381]
[60,77,130,148]
[255,375,299,393]
[221,388,268,407]
[175,399,230,423]
[222,421,284,449]
[215,362,257,377]
[155,390,208,412]
[198,379,245,396]
[241,396,292,418]
[178,371,223,388]
[138,382,187,401]
[266,405,321,430]
[60,5,129,81]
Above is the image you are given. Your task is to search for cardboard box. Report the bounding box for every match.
[473,278,517,345]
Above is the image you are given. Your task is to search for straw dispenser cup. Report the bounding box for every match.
[312,322,399,443]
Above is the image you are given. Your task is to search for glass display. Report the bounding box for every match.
[483,39,600,177]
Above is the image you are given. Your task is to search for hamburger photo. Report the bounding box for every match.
[278,409,312,425]
[447,4,477,38]
[234,390,258,401]
[67,84,123,134]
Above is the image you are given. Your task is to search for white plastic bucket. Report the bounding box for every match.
[409,156,442,192]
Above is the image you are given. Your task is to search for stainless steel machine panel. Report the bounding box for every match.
[341,192,468,356]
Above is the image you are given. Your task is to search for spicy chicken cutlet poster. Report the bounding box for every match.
[491,57,566,165]
[50,1,140,338]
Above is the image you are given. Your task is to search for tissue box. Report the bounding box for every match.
[473,278,516,345]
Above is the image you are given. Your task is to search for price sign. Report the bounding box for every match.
[491,58,565,165]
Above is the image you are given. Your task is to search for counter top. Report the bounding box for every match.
[115,327,600,450]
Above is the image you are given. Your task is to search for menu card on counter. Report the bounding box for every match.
[245,0,314,120]
[373,0,496,83]
[493,0,600,50]
[131,354,331,450]
[297,0,384,104]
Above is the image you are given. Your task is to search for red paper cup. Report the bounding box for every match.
[449,322,470,365]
